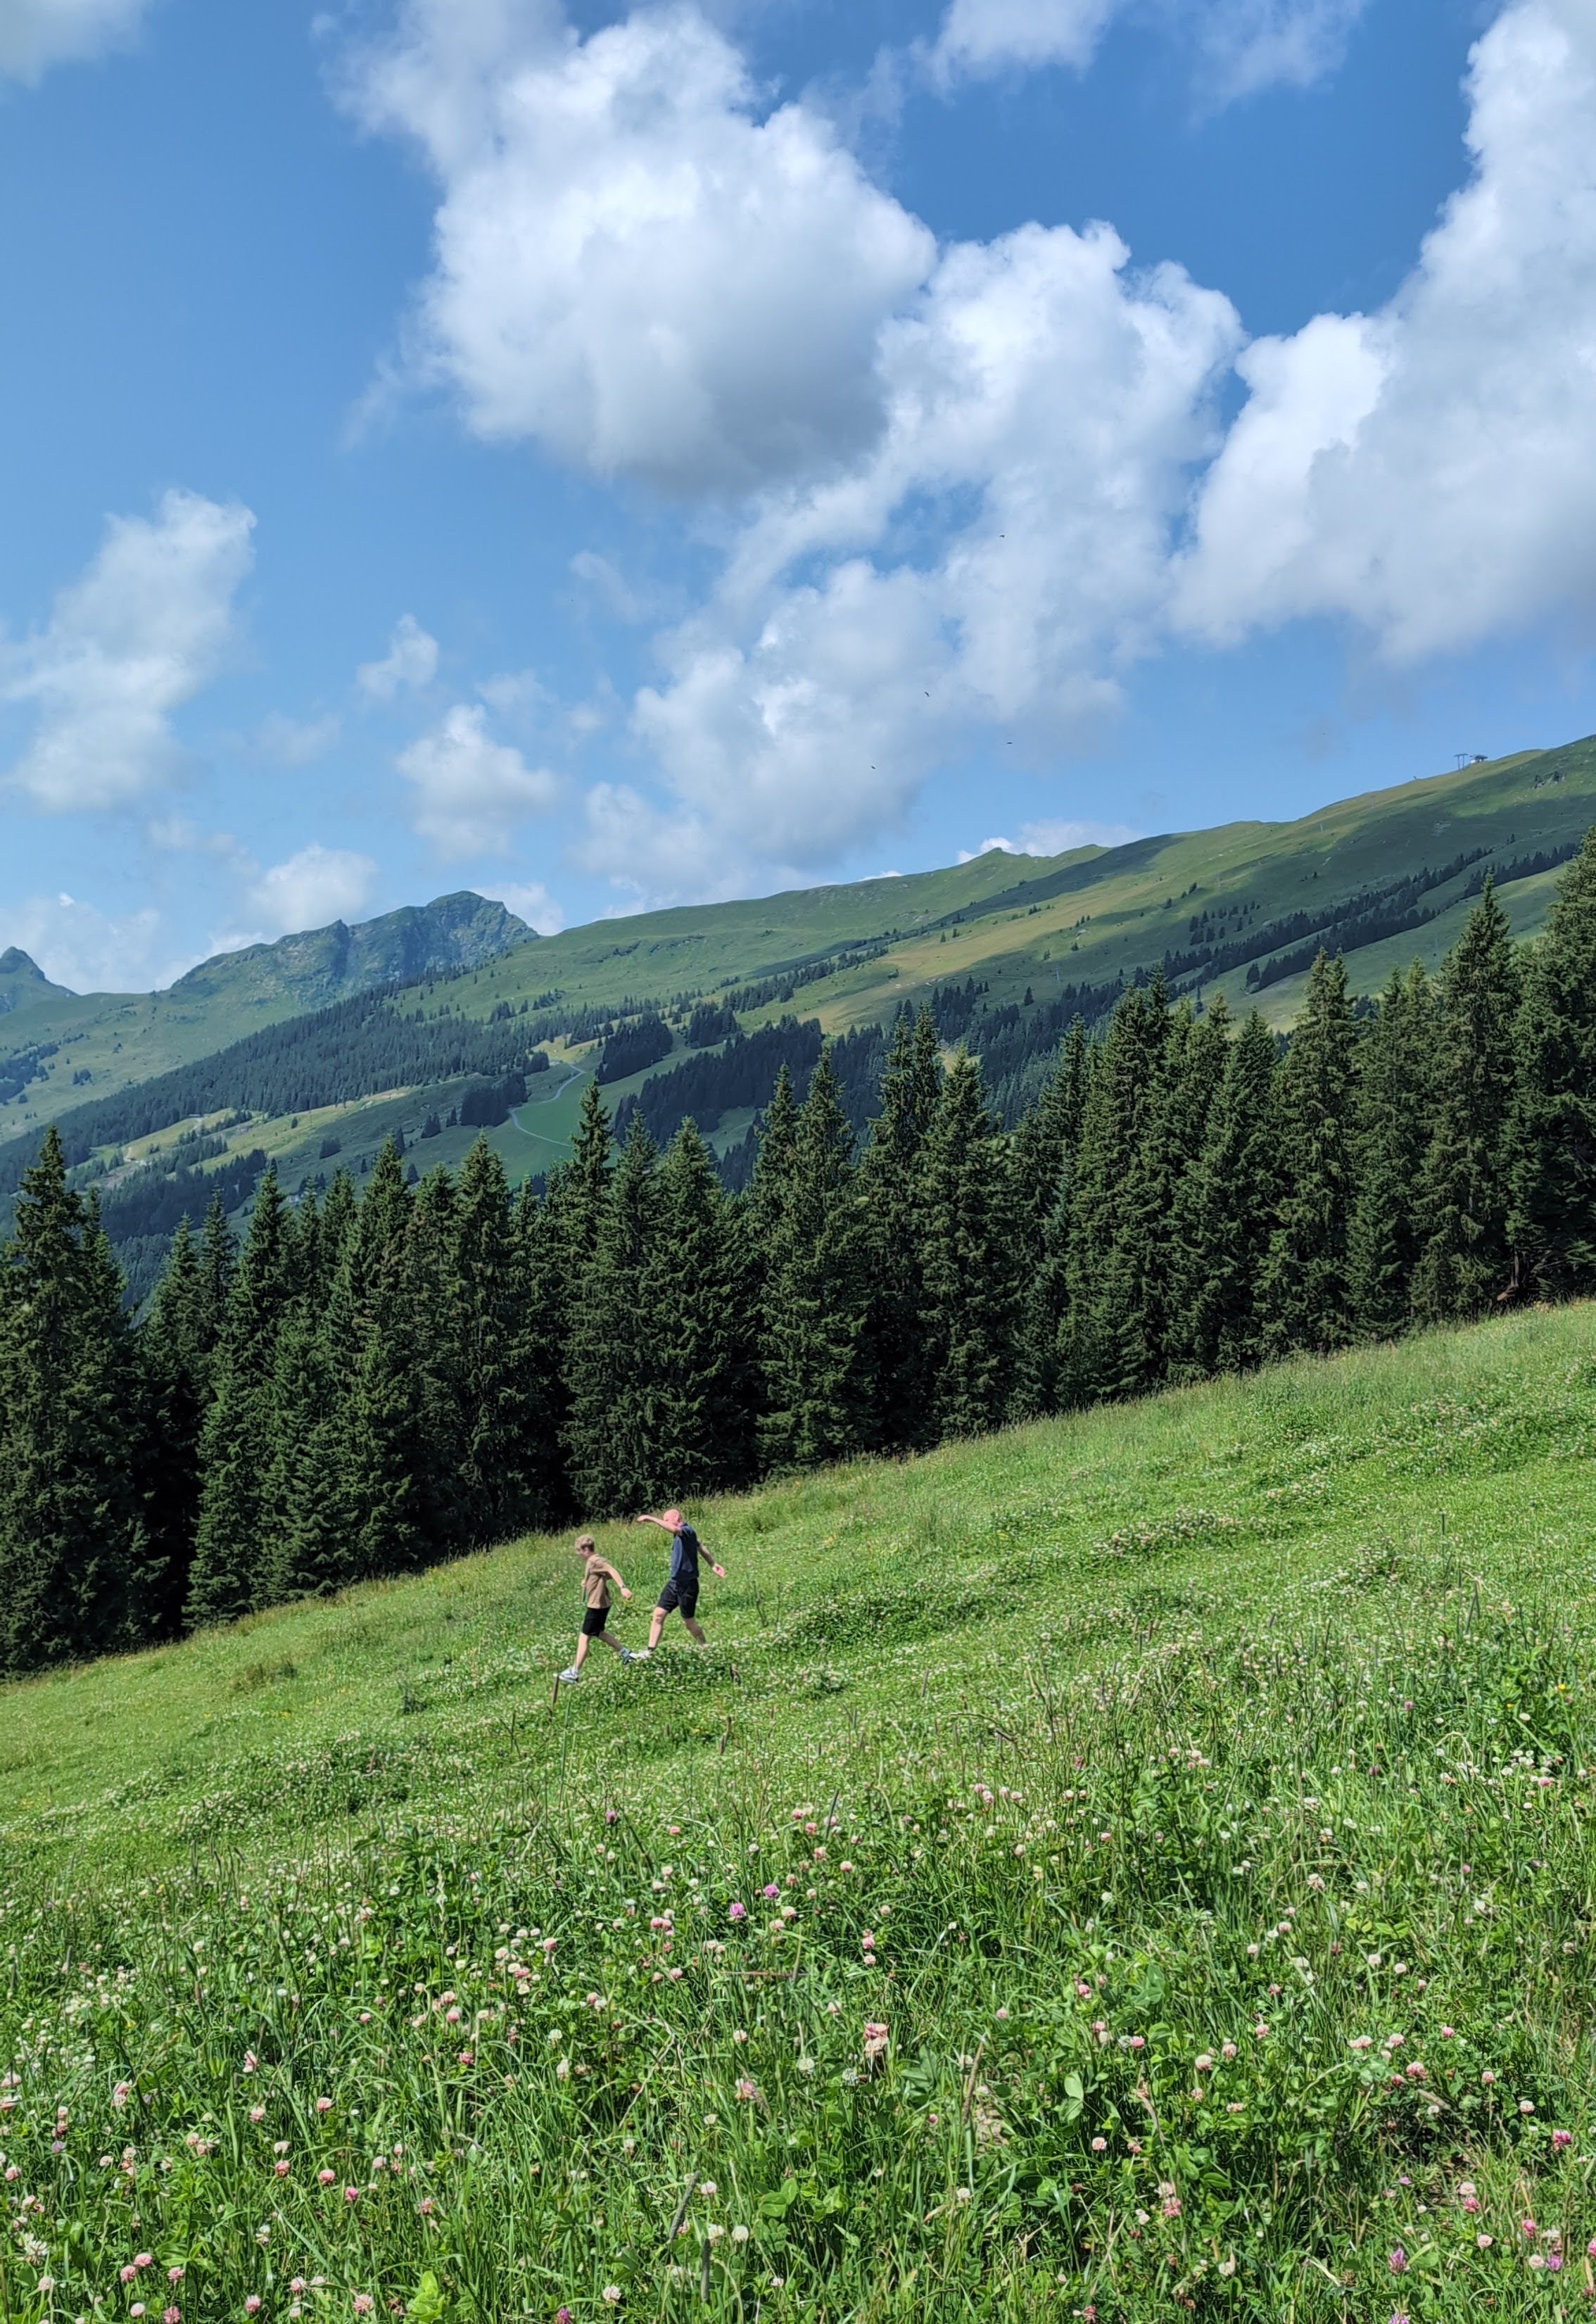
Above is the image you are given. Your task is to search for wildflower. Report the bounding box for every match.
[557,2311,573,2323]
[131,2309,146,2318]
[1388,2246,1409,2275]
[345,2187,360,2204]
[319,2168,336,2186]
[243,2052,258,2076]
[735,2079,758,2102]
[1519,2099,1535,2114]
[1477,2235,1493,2249]
[315,2097,333,2114]
[602,2291,621,2306]
[762,1885,780,1900]
[1554,2128,1573,2149]
[355,2299,375,2315]
[275,2161,291,2178]
[246,2301,262,2315]
[249,2107,265,2125]
[1091,2137,1107,2152]
[169,2270,185,2285]
[135,2257,153,2271]
[732,2227,749,2244]
[728,1903,747,1924]
[1194,2054,1213,2072]
[164,2309,181,2323]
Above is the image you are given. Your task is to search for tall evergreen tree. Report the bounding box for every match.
[1347,963,1436,1338]
[1058,983,1170,1403]
[759,1051,871,1471]
[451,1137,551,1541]
[135,1217,210,1637]
[1412,884,1521,1320]
[859,1009,943,1451]
[1506,830,1596,1299]
[0,1130,142,1672]
[186,1168,295,1627]
[1012,1021,1094,1417]
[331,1139,434,1581]
[1260,952,1359,1357]
[566,1118,666,1513]
[1166,1009,1279,1377]
[1096,997,1227,1398]
[919,1049,1019,1436]
[643,1122,759,1494]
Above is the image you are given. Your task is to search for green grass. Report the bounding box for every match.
[7,1308,1596,2318]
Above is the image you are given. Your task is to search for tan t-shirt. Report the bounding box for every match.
[583,1553,614,1611]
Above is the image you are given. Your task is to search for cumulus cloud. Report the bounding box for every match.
[398,702,558,857]
[616,220,1239,895]
[347,0,932,492]
[0,0,156,82]
[357,613,439,699]
[929,0,1368,96]
[1176,0,1596,661]
[0,892,197,994]
[1,490,255,811]
[245,843,379,937]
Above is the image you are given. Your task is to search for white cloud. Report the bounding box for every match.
[348,0,933,493]
[1,490,255,811]
[0,893,197,994]
[1176,0,1596,661]
[958,818,1139,859]
[618,220,1238,896]
[928,0,1369,96]
[0,0,156,82]
[1195,0,1369,105]
[398,702,559,857]
[245,843,379,937]
[931,0,1117,81]
[357,612,439,699]
[477,880,567,936]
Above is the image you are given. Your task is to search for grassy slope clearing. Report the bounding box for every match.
[6,1310,1596,2318]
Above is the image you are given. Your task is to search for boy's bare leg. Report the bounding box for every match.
[645,1608,669,1653]
[684,1617,708,1646]
[572,1632,593,1672]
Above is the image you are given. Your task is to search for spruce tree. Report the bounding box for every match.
[566,1117,666,1513]
[1165,1009,1279,1377]
[1096,997,1227,1398]
[1412,884,1522,1320]
[331,1139,433,1580]
[1260,952,1359,1357]
[859,1009,943,1451]
[759,1051,871,1471]
[1506,829,1596,1299]
[1058,984,1170,1403]
[261,1297,351,1602]
[451,1138,549,1542]
[0,1131,143,1672]
[135,1217,210,1637]
[1347,964,1436,1338]
[919,1049,1019,1435]
[186,1168,296,1627]
[1012,1021,1094,1417]
[642,1122,758,1494]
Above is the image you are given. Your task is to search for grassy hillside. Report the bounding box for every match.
[6,733,1596,1257]
[6,1308,1596,2317]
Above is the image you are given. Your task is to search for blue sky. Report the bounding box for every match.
[3,0,1595,990]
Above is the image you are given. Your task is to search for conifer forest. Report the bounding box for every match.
[4,835,1596,1679]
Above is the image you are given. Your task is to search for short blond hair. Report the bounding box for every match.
[575,1532,597,1551]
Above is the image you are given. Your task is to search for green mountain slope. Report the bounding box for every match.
[4,1306,1595,2316]
[6,733,1595,1256]
[0,891,531,1137]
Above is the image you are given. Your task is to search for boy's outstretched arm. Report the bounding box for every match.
[599,1558,633,1600]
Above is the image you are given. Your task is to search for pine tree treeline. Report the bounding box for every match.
[6,840,1596,1675]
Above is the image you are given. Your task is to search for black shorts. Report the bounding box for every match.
[656,1577,699,1620]
[581,1603,609,1638]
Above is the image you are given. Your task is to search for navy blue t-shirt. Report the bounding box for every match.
[669,1524,702,1585]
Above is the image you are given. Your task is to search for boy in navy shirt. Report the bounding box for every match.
[632,1506,727,1657]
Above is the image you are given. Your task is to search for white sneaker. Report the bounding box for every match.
[632,1648,652,1662]
[559,1666,582,1685]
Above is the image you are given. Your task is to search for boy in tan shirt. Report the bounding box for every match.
[559,1534,635,1685]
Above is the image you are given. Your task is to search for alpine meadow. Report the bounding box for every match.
[7,809,1596,2320]
[15,0,1596,2316]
